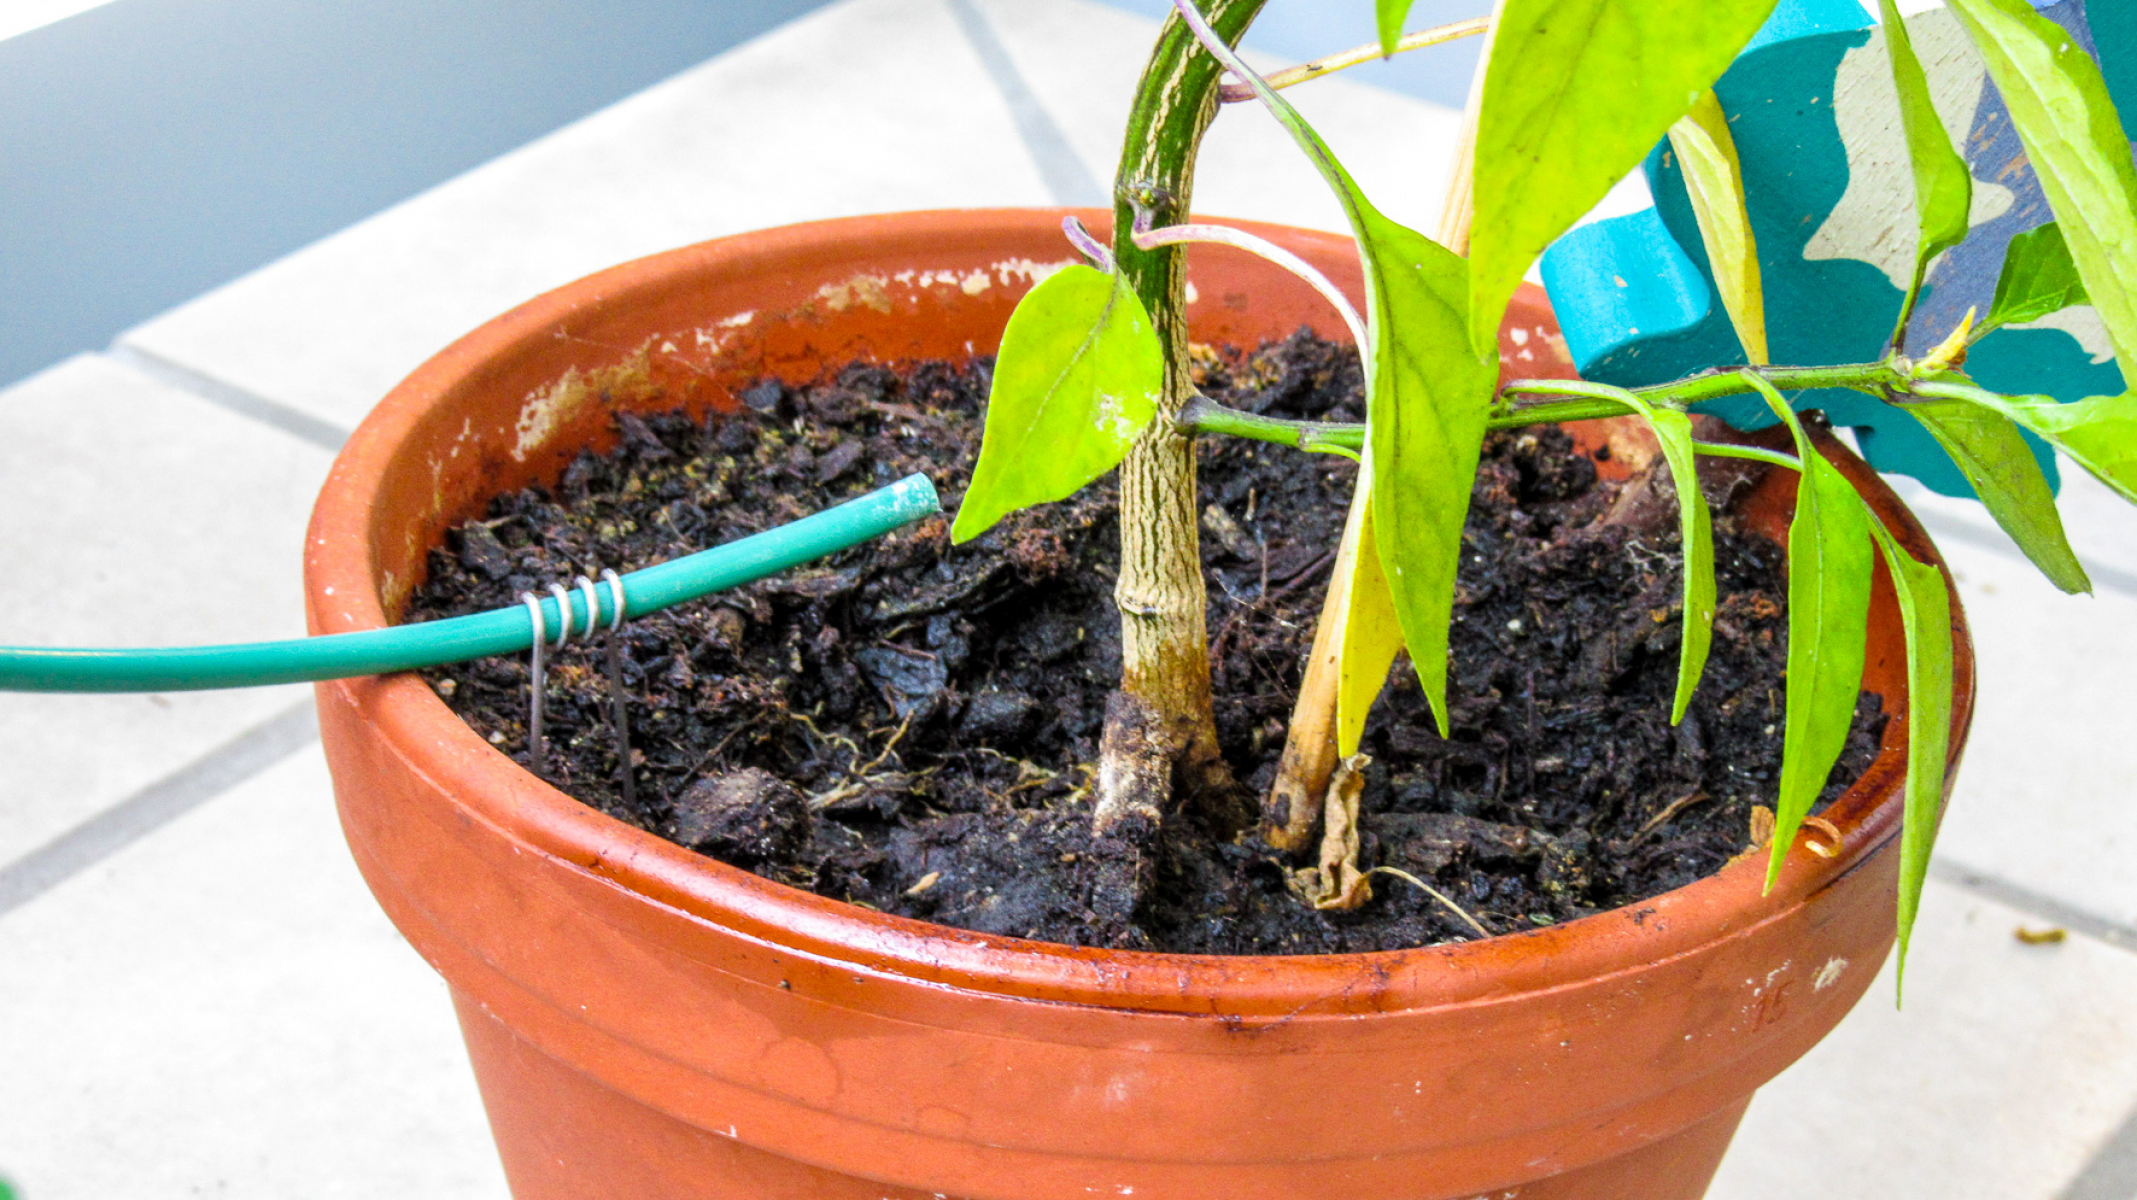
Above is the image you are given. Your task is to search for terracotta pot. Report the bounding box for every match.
[307,209,1975,1200]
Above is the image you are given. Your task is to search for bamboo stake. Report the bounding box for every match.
[1216,17,1489,103]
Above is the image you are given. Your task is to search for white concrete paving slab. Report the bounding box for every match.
[25,7,2135,1199]
[1892,459,2137,589]
[2041,463,2137,584]
[2055,469,2137,585]
[118,0,1050,434]
[1710,879,2137,1200]
[1899,505,2137,936]
[0,750,505,1200]
[976,0,1466,238]
[0,354,329,868]
[120,0,1477,437]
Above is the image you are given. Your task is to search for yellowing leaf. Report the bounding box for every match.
[1333,475,1404,756]
[1668,89,1768,365]
[950,265,1161,543]
[1467,0,1777,356]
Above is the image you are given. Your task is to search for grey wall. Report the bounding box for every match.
[0,0,831,389]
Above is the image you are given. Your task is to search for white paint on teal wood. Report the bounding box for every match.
[2010,307,2116,363]
[1806,13,2014,292]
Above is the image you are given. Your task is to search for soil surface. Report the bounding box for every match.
[409,332,1884,953]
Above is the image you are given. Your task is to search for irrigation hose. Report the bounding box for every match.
[0,473,941,693]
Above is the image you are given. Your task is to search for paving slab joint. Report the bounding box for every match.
[105,342,350,452]
[1928,857,2137,956]
[0,700,321,918]
[2055,1095,2137,1200]
[1910,506,2137,599]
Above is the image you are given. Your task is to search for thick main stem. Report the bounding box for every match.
[1090,0,1267,843]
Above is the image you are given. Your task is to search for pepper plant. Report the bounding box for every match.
[950,0,2137,975]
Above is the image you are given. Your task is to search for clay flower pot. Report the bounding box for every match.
[307,209,1974,1200]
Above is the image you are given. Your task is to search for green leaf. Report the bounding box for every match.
[1881,0,1973,265]
[1667,89,1768,365]
[1366,228,1496,735]
[949,265,1161,543]
[1924,381,2137,505]
[1615,395,1717,723]
[1757,393,1874,892]
[1181,3,1496,734]
[1984,221,2089,332]
[1987,390,2137,505]
[1865,518,1954,1003]
[1376,0,1415,58]
[1466,0,1778,356]
[1880,0,1973,346]
[1948,0,2137,373]
[1900,399,2091,593]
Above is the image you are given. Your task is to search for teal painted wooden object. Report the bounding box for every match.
[1540,0,2132,498]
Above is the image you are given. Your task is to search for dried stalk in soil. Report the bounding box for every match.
[1261,467,1376,852]
[1284,753,1372,909]
[1261,20,1489,858]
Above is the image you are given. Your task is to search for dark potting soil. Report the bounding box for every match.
[408,332,1885,954]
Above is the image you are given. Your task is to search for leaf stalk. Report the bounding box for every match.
[1180,357,1925,452]
[1130,221,1370,348]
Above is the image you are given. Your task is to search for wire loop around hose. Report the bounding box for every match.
[575,576,602,639]
[519,591,546,647]
[546,582,575,647]
[601,568,627,632]
[519,591,550,774]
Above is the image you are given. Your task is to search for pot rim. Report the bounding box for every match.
[307,206,1976,1017]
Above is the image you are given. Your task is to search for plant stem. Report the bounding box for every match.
[1131,221,1369,349]
[1215,17,1490,103]
[1092,0,1268,840]
[1179,395,1627,448]
[1691,441,1801,469]
[1503,360,1906,406]
[1890,255,1930,356]
[1173,393,1360,451]
[1060,215,1115,272]
[1181,359,1905,452]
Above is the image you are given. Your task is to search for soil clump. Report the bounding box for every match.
[408,332,1884,953]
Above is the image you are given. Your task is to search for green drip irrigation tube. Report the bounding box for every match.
[0,474,940,693]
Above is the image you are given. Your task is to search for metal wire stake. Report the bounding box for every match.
[519,591,548,775]
[598,569,636,810]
